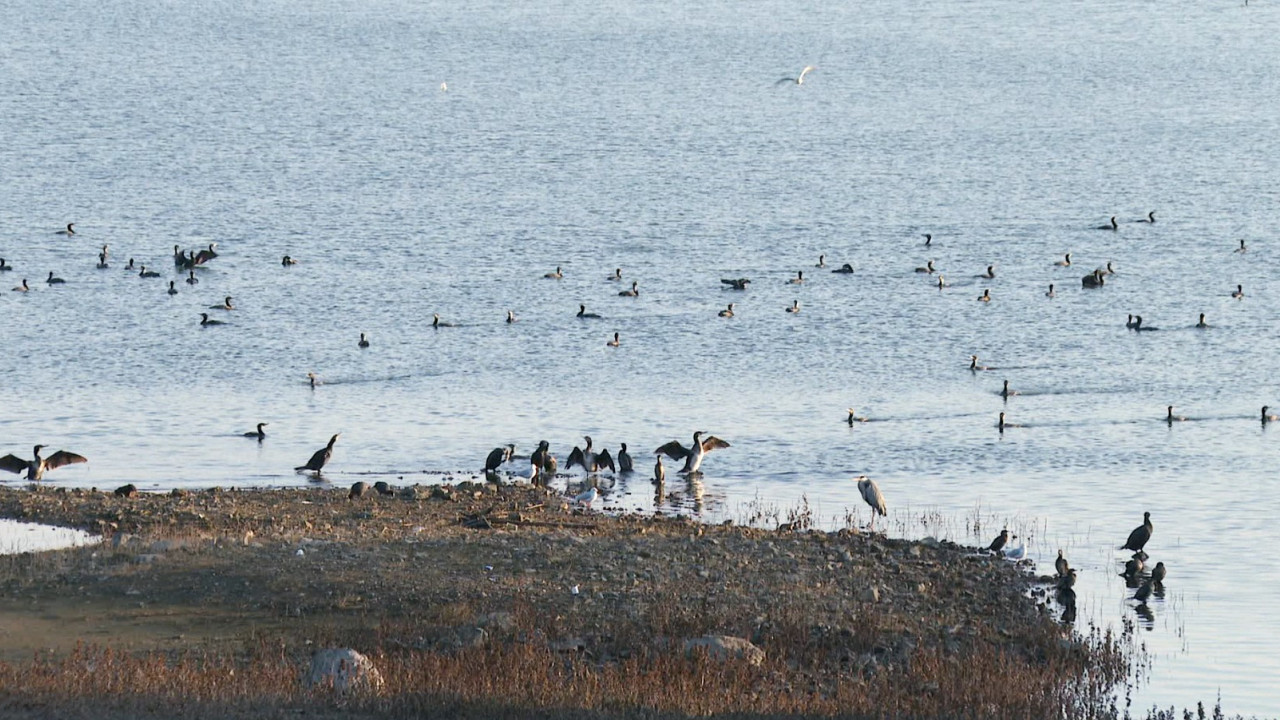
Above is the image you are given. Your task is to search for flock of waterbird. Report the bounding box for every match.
[2,205,1243,621]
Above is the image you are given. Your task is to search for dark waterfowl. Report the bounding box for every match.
[618,281,639,297]
[607,268,622,281]
[1000,380,1018,399]
[1262,406,1279,424]
[987,529,1010,554]
[1152,562,1166,585]
[96,246,110,268]
[1055,550,1070,578]
[816,255,826,268]
[936,275,946,289]
[787,270,805,285]
[1166,406,1185,423]
[1120,512,1154,552]
[979,265,995,279]
[922,233,932,247]
[506,310,516,324]
[977,288,991,302]
[373,481,394,496]
[1137,211,1156,223]
[348,481,367,499]
[785,300,800,314]
[1122,555,1145,579]
[606,332,620,347]
[914,260,935,274]
[1097,216,1119,230]
[12,278,29,292]
[1045,283,1055,298]
[1232,284,1244,299]
[199,312,226,326]
[543,266,563,279]
[282,255,298,266]
[567,436,615,474]
[1235,239,1247,253]
[1055,253,1072,267]
[718,303,735,318]
[1196,313,1208,328]
[654,455,665,485]
[295,433,340,473]
[0,445,88,481]
[856,475,887,530]
[721,278,751,290]
[433,313,457,327]
[0,258,11,271]
[210,296,234,310]
[124,259,135,271]
[193,243,218,265]
[358,333,370,348]
[1081,269,1105,288]
[617,443,634,473]
[970,355,992,371]
[139,265,160,278]
[186,270,198,285]
[243,423,268,440]
[167,281,178,295]
[1133,316,1158,331]
[485,444,516,473]
[55,223,76,235]
[576,304,601,319]
[832,263,855,274]
[46,271,65,285]
[1134,579,1153,604]
[847,408,868,425]
[655,431,730,474]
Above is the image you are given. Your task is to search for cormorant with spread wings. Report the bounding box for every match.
[0,445,88,481]
[655,431,730,474]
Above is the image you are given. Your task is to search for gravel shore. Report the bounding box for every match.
[0,482,1126,718]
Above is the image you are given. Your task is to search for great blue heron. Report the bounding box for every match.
[856,476,886,530]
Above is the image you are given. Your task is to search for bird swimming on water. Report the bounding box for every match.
[358,333,370,348]
[506,310,516,324]
[915,260,935,274]
[0,445,88,481]
[167,281,178,295]
[243,423,268,440]
[55,223,76,235]
[1054,253,1072,267]
[210,296,234,310]
[606,332,620,347]
[719,303,735,318]
[1196,313,1208,328]
[655,431,730,474]
[969,355,991,371]
[1097,216,1119,230]
[139,266,160,278]
[997,412,1021,432]
[432,313,457,328]
[1046,283,1056,298]
[1133,315,1157,331]
[1232,284,1244,299]
[186,270,198,284]
[618,281,639,297]
[199,312,226,327]
[922,233,932,247]
[296,433,340,474]
[1235,239,1247,253]
[577,304,602,319]
[544,266,563,279]
[1165,406,1185,423]
[0,258,11,271]
[832,263,855,274]
[847,408,868,424]
[721,278,751,290]
[607,268,622,281]
[1137,211,1156,223]
[46,271,65,285]
[282,255,298,266]
[1001,380,1018,399]
[785,300,800,313]
[1262,406,1279,424]
[856,476,887,530]
[1081,269,1105,288]
[12,278,29,292]
[775,65,816,85]
[979,265,995,279]
[977,288,991,302]
[815,255,826,268]
[787,271,804,285]
[1120,511,1153,552]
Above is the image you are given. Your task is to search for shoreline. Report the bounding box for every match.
[0,483,1128,718]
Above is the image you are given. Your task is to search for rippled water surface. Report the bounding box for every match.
[2,0,1279,713]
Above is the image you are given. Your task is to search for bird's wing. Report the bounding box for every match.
[596,449,616,472]
[566,446,586,470]
[43,451,88,470]
[654,441,690,460]
[305,448,327,469]
[699,436,731,453]
[860,480,886,515]
[0,454,29,474]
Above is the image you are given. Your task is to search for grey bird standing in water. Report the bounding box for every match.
[295,434,340,474]
[1120,512,1153,552]
[0,445,88,481]
[856,476,887,530]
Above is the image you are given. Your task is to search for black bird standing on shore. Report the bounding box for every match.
[987,529,1010,554]
[296,434,340,474]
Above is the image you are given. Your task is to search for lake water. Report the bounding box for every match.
[2,0,1278,713]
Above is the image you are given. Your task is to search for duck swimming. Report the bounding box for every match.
[1045,283,1056,298]
[977,288,991,302]
[936,275,946,289]
[721,278,751,290]
[718,303,735,318]
[1263,406,1279,424]
[1082,269,1105,288]
[243,423,268,440]
[617,281,639,297]
[167,281,178,295]
[1196,313,1208,328]
[186,270,198,285]
[12,278,29,292]
[914,260,935,274]
[54,223,76,236]
[1232,284,1244,299]
[1235,239,1247,253]
[46,271,65,284]
[1054,253,1072,267]
[847,408,868,424]
[787,270,805,284]
[576,304,602,319]
[0,258,11,271]
[1097,216,1119,230]
[210,296,234,310]
[785,300,800,313]
[199,312,227,327]
[506,310,516,323]
[139,265,160,278]
[358,333,370,348]
[543,266,563,279]
[1166,406,1186,423]
[607,268,622,281]
[979,265,995,279]
[606,332,620,347]
[816,255,826,268]
[1133,315,1158,331]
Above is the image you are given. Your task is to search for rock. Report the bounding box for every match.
[303,648,384,695]
[683,635,765,666]
[450,626,488,649]
[477,611,516,632]
[859,585,881,603]
[920,536,941,548]
[114,484,137,498]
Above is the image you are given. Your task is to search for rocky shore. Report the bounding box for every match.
[0,482,1129,719]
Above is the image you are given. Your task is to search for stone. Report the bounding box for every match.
[683,635,765,666]
[303,648,384,695]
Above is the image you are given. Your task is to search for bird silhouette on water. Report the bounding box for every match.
[1120,512,1153,552]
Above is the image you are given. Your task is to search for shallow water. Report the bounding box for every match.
[2,0,1279,713]
[0,519,99,555]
